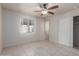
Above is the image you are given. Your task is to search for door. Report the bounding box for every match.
[73,16,79,48]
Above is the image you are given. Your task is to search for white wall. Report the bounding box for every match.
[48,16,59,43]
[44,19,49,40]
[0,4,2,53]
[47,8,79,47]
[2,9,45,48]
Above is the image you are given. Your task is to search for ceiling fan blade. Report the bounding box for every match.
[34,10,41,12]
[48,5,59,10]
[48,11,54,15]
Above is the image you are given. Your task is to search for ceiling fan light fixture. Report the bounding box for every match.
[41,10,48,14]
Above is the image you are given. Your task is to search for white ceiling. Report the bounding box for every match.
[2,3,79,17]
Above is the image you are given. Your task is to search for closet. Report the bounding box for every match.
[73,16,79,48]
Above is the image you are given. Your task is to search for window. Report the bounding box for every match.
[28,20,34,32]
[21,18,34,33]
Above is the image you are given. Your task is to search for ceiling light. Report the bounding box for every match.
[41,10,47,14]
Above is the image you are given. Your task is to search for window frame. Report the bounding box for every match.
[21,18,34,33]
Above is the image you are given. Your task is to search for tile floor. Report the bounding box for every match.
[0,40,79,56]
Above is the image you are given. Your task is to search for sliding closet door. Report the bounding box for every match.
[73,23,78,47]
[73,16,79,48]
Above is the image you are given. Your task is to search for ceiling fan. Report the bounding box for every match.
[34,3,59,16]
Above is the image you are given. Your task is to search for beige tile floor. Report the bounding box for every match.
[0,40,79,56]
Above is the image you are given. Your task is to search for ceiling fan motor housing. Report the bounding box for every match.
[43,3,48,9]
[39,3,48,10]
